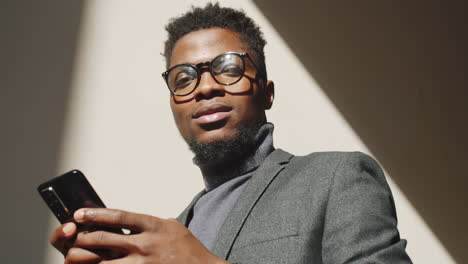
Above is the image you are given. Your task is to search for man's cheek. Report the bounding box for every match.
[170,111,185,133]
[180,114,197,139]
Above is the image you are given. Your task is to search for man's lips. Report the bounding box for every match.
[193,104,232,125]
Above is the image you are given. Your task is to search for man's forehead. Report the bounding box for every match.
[169,28,248,66]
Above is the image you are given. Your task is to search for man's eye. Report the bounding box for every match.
[218,65,243,77]
[174,74,195,88]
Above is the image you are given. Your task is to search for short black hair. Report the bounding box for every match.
[163,2,268,81]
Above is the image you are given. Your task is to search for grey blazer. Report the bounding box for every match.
[177,149,412,263]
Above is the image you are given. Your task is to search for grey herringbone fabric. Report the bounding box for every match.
[178,149,412,264]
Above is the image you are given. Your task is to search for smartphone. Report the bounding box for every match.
[37,169,107,224]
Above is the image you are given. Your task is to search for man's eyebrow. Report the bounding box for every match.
[173,59,210,67]
[168,61,193,68]
[176,59,193,64]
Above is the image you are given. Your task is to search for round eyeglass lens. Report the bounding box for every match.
[168,65,198,95]
[212,53,244,85]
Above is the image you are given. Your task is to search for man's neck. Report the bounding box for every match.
[197,123,275,191]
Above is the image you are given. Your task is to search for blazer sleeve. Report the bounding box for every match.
[321,152,412,264]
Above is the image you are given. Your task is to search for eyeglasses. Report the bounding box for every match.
[162,52,260,96]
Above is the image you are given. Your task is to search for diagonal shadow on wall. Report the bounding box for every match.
[253,0,468,263]
[1,1,84,263]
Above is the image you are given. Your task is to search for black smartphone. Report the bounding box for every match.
[37,169,107,224]
[39,170,124,259]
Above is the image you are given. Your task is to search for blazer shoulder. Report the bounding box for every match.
[294,150,377,163]
[289,151,382,175]
[284,151,390,194]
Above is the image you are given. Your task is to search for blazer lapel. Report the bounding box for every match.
[212,149,293,259]
[176,189,206,226]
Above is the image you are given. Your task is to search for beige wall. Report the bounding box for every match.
[1,1,83,263]
[2,0,461,263]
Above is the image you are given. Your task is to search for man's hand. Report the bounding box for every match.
[49,208,228,264]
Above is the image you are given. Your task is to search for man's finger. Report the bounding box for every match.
[74,208,159,232]
[65,247,101,264]
[74,230,134,251]
[49,222,77,255]
[99,257,134,264]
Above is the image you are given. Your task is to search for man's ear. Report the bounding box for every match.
[263,80,274,110]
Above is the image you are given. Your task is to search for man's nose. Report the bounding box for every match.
[194,71,224,99]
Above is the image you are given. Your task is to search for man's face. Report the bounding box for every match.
[168,28,274,147]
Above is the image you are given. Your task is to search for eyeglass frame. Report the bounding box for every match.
[161,51,263,96]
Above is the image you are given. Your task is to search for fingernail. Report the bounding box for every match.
[62,223,74,236]
[74,210,85,221]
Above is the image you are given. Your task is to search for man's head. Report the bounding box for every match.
[163,3,274,165]
[163,3,267,81]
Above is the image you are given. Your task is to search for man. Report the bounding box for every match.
[50,3,412,264]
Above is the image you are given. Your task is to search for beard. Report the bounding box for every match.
[187,122,263,166]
